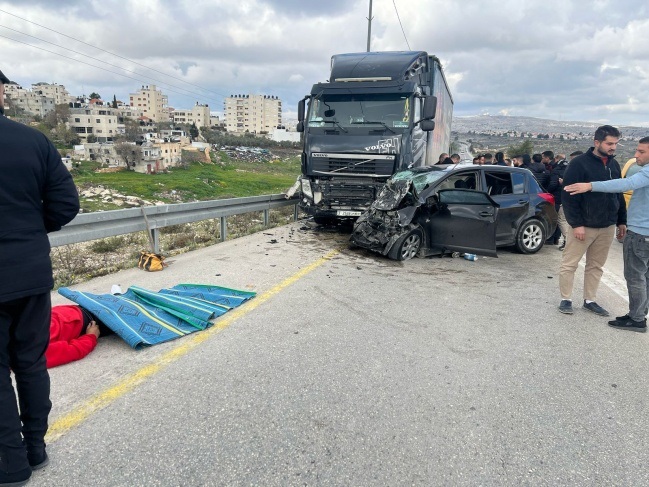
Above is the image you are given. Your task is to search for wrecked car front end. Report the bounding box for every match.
[351,178,420,255]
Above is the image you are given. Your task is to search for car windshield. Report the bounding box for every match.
[390,169,447,193]
[308,93,411,131]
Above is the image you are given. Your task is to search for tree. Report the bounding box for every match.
[506,139,534,157]
[114,142,141,169]
[189,122,199,140]
[89,92,101,100]
[43,103,70,130]
[112,95,118,109]
[116,119,142,143]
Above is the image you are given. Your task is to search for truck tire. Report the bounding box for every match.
[388,228,423,261]
[514,218,545,254]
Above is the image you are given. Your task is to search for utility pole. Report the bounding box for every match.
[366,0,373,52]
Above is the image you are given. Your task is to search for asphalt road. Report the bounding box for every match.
[31,222,646,486]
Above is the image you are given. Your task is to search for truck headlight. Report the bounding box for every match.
[301,178,313,199]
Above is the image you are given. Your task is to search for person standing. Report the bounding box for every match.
[558,125,626,316]
[564,137,649,332]
[0,69,79,486]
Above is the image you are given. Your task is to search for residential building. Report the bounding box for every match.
[129,84,169,123]
[31,82,73,105]
[224,94,282,134]
[3,83,55,117]
[68,106,124,143]
[171,102,212,128]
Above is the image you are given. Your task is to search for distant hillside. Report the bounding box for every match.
[453,115,648,138]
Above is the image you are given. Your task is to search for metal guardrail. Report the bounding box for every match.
[49,194,300,253]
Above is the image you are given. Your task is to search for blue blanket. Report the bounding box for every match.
[58,284,256,349]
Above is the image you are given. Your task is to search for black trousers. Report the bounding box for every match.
[0,293,51,474]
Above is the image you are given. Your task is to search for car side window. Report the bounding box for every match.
[437,172,478,192]
[512,173,525,194]
[485,172,514,196]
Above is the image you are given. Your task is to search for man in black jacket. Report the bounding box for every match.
[558,125,627,316]
[0,69,79,486]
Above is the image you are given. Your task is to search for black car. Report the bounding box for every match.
[351,165,558,260]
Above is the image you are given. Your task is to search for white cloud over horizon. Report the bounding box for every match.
[1,0,648,127]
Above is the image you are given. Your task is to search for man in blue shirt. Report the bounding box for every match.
[564,136,649,332]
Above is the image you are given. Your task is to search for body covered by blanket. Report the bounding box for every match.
[58,284,255,349]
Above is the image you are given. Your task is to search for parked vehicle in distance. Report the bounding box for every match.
[351,165,558,260]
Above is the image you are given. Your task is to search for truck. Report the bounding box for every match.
[294,51,453,224]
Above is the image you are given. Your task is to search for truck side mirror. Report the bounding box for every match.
[297,99,305,122]
[297,121,304,133]
[423,96,437,120]
[420,120,435,132]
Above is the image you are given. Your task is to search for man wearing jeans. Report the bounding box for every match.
[558,125,627,316]
[564,136,649,332]
[0,69,79,486]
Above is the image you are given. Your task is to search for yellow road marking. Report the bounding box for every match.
[46,249,340,442]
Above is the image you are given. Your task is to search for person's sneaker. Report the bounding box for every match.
[28,449,49,471]
[559,300,573,314]
[558,241,565,251]
[0,467,32,486]
[583,301,609,316]
[608,316,647,332]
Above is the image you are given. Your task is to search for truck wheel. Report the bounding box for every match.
[515,218,545,254]
[388,228,423,261]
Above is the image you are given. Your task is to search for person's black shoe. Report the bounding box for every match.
[0,467,31,486]
[615,314,632,322]
[28,449,49,471]
[559,300,573,314]
[583,301,609,316]
[608,316,647,332]
[558,241,565,251]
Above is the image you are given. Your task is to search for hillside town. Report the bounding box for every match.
[2,81,298,173]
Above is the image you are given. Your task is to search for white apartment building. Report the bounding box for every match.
[69,106,124,142]
[129,84,169,123]
[224,94,282,134]
[3,83,55,117]
[31,82,73,105]
[171,102,212,128]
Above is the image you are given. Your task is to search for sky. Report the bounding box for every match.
[1,0,648,126]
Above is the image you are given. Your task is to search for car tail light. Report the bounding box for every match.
[538,192,555,206]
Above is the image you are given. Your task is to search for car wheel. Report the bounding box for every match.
[388,228,423,261]
[515,218,545,254]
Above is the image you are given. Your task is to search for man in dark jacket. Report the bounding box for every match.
[558,125,627,316]
[549,154,569,247]
[521,154,551,190]
[0,69,79,486]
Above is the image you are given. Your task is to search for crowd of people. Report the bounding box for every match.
[436,127,649,336]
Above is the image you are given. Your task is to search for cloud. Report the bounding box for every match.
[0,0,648,125]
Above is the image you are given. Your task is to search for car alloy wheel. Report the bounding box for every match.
[389,228,423,261]
[515,218,545,254]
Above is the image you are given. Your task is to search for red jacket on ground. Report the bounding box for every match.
[46,305,97,368]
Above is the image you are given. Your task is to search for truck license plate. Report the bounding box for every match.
[336,210,362,217]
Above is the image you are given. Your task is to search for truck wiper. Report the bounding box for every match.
[320,120,348,133]
[351,121,396,134]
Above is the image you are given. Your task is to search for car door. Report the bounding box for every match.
[425,189,499,257]
[484,170,529,245]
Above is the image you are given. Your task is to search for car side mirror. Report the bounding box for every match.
[423,95,437,120]
[420,120,435,132]
[296,121,304,133]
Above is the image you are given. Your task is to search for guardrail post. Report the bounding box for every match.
[151,228,160,253]
[220,216,227,242]
[263,209,269,227]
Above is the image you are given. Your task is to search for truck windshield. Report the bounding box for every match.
[308,94,411,131]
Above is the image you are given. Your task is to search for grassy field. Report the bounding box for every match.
[73,150,301,211]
